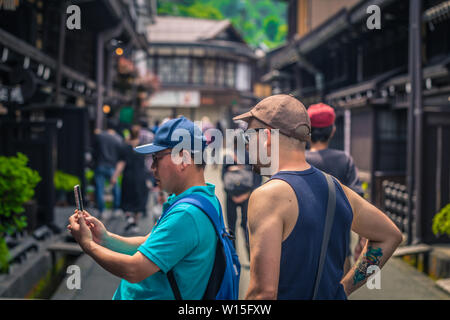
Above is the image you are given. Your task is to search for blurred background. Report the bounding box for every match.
[0,0,449,300]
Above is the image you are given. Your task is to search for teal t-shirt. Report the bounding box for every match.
[112,183,219,300]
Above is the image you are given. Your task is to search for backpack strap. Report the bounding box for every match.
[312,171,337,300]
[158,194,223,230]
[167,269,182,300]
[178,194,225,236]
[162,194,223,300]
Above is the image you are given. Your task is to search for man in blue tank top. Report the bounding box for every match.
[233,95,402,300]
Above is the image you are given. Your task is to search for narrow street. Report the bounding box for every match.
[349,257,449,300]
[51,165,449,300]
[2,0,450,304]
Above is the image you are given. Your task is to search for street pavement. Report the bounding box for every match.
[51,214,125,300]
[51,165,449,300]
[348,256,450,300]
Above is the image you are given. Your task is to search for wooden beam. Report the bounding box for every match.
[0,28,97,90]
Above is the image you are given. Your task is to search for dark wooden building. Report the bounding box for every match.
[0,0,155,230]
[144,16,257,127]
[260,0,450,244]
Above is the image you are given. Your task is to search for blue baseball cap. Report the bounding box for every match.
[134,116,207,154]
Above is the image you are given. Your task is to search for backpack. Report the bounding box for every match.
[160,193,241,300]
[223,168,254,196]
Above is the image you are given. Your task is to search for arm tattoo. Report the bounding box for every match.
[353,246,383,286]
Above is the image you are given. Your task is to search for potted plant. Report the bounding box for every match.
[0,152,41,273]
[432,203,450,238]
[54,170,80,206]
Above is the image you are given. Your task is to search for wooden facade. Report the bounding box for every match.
[0,0,155,228]
[262,0,450,244]
[144,17,256,127]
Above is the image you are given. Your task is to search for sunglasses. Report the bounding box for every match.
[152,151,172,165]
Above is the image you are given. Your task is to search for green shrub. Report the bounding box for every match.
[54,170,80,192]
[432,203,450,237]
[0,152,41,272]
[85,169,94,184]
[0,238,9,273]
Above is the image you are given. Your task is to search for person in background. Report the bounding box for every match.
[201,116,214,145]
[111,124,148,233]
[139,119,155,146]
[138,119,156,217]
[93,120,123,220]
[222,132,261,258]
[151,120,160,134]
[305,103,364,273]
[215,120,224,137]
[200,116,216,166]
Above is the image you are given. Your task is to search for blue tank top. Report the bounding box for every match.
[270,166,353,300]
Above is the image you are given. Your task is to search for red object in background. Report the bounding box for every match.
[118,57,135,74]
[307,103,336,128]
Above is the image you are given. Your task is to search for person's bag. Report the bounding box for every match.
[223,168,254,196]
[162,194,241,300]
[312,171,336,300]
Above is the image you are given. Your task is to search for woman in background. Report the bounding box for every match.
[111,124,148,233]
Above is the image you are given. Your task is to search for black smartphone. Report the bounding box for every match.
[74,184,84,213]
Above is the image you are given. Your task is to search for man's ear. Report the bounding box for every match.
[180,149,191,168]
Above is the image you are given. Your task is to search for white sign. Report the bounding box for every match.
[236,63,251,92]
[149,91,200,108]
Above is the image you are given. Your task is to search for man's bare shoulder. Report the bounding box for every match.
[249,178,297,218]
[248,178,298,241]
[251,178,295,202]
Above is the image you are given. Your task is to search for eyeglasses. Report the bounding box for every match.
[152,151,172,166]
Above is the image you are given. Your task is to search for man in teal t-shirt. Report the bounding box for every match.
[113,183,219,299]
[68,117,221,300]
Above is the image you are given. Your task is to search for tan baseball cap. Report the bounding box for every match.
[233,94,311,141]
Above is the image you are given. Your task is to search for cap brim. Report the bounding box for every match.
[232,111,252,122]
[134,143,168,154]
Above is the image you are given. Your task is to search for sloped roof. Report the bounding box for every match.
[146,16,243,43]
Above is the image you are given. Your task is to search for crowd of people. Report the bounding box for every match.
[91,119,164,232]
[69,95,402,300]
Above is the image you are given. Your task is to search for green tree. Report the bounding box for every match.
[0,153,41,272]
[183,3,223,20]
[276,24,288,43]
[156,0,287,48]
[433,204,450,237]
[158,1,223,20]
[157,1,181,16]
[264,15,280,42]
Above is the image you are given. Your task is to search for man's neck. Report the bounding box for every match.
[274,150,311,173]
[309,142,329,152]
[173,172,207,196]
